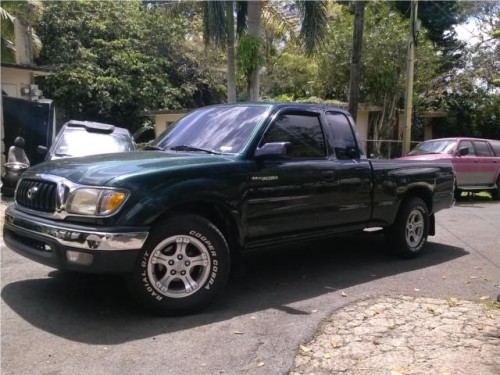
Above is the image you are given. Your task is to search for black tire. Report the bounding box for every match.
[492,177,500,201]
[1,174,18,197]
[385,197,429,258]
[128,214,230,315]
[1,184,15,197]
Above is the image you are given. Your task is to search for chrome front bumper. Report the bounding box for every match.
[4,206,148,251]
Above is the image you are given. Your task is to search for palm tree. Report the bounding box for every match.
[202,1,243,103]
[245,0,327,101]
[246,1,261,101]
[203,0,327,102]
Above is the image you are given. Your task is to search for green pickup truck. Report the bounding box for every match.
[3,103,455,314]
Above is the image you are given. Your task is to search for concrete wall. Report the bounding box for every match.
[154,113,186,137]
[424,123,433,140]
[14,19,31,65]
[355,110,369,149]
[1,67,33,98]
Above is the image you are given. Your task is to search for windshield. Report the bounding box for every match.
[150,105,270,154]
[54,128,134,157]
[408,139,457,156]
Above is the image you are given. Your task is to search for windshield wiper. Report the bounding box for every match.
[169,145,221,155]
[142,144,164,151]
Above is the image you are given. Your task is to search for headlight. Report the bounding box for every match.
[66,188,128,216]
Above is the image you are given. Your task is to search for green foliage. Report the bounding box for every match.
[1,6,16,62]
[273,94,294,102]
[391,0,464,48]
[236,33,264,75]
[262,51,319,100]
[296,0,328,56]
[35,0,224,131]
[202,1,226,47]
[439,91,500,139]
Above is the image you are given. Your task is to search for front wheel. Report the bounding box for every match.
[128,214,230,315]
[492,177,500,201]
[385,197,429,258]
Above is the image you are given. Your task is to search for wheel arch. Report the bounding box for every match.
[397,186,435,235]
[400,186,434,213]
[152,200,244,253]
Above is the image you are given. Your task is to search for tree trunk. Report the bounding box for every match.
[348,1,365,122]
[226,1,236,103]
[247,0,261,101]
[373,93,398,158]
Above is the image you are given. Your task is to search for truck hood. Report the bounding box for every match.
[26,151,236,185]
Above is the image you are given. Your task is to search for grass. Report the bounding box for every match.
[456,191,496,202]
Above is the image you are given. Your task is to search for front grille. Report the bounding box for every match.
[16,179,57,212]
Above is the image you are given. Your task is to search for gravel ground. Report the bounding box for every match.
[292,295,500,375]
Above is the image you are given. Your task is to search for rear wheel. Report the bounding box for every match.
[386,197,429,258]
[128,214,230,315]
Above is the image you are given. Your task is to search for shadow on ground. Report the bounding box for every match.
[1,234,467,345]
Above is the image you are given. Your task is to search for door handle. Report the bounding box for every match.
[321,171,335,181]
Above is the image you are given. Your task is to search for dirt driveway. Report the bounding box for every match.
[1,197,499,374]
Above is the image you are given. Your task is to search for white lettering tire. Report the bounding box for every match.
[128,214,230,315]
[385,197,429,258]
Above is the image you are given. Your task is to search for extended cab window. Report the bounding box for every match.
[261,113,326,158]
[473,141,494,157]
[325,112,358,159]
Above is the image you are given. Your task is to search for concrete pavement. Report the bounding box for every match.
[291,295,500,375]
[1,196,499,374]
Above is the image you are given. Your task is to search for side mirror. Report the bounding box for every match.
[458,147,469,156]
[254,142,291,159]
[37,145,48,155]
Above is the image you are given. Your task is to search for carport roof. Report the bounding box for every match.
[1,62,58,76]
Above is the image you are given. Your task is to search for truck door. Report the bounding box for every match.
[246,110,341,239]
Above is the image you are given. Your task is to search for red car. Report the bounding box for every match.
[400,137,500,200]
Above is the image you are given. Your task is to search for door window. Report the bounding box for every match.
[458,141,476,156]
[261,113,326,158]
[473,141,494,157]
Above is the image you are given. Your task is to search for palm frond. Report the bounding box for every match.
[1,37,16,63]
[296,0,328,56]
[1,6,16,23]
[236,1,248,36]
[262,2,300,42]
[203,1,227,47]
[32,32,42,57]
[1,6,16,62]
